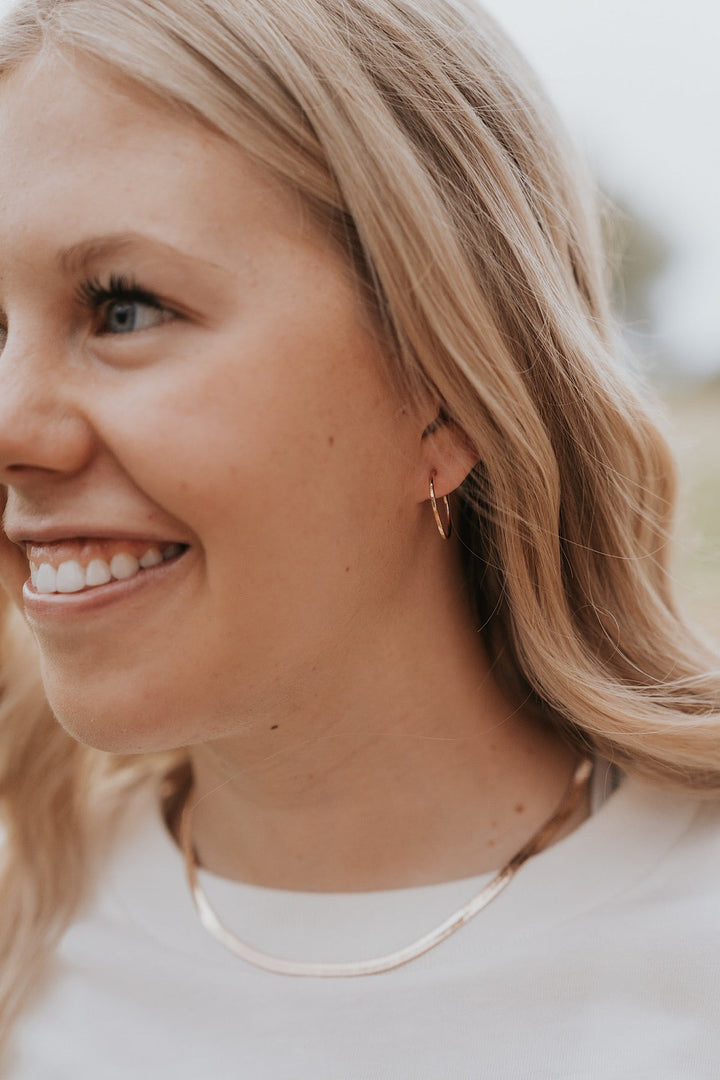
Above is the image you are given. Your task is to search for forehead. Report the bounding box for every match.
[0,51,203,177]
[0,52,304,282]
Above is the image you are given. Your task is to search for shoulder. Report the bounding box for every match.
[656,790,720,890]
[583,778,720,936]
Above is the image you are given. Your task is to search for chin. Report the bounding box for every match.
[41,673,191,756]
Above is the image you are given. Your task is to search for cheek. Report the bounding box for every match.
[48,312,419,754]
[93,318,411,554]
[28,448,410,758]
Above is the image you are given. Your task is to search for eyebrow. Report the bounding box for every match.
[55,232,225,276]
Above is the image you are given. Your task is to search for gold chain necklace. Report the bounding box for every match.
[176,756,593,978]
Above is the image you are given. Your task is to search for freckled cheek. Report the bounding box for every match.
[87,391,339,558]
[88,334,390,546]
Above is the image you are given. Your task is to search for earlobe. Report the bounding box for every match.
[419,407,479,501]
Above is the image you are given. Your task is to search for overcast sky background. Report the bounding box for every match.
[0,0,717,376]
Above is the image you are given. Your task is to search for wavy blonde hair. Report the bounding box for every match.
[0,0,718,1054]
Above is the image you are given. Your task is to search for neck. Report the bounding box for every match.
[173,547,588,892]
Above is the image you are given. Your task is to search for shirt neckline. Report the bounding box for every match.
[99,763,700,967]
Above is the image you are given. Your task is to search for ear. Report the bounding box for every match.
[415,406,479,502]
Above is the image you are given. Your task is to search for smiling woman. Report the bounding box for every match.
[0,54,430,757]
[0,0,719,1076]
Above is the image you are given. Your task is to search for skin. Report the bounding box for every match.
[0,52,587,891]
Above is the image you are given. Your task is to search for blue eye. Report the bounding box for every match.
[75,273,173,335]
[104,298,167,334]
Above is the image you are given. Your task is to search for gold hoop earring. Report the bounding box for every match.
[429,473,452,540]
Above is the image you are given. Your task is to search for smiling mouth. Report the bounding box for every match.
[27,541,188,595]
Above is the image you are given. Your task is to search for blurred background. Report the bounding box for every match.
[482,0,720,640]
[0,0,717,637]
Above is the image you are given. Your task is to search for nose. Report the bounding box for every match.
[0,328,93,485]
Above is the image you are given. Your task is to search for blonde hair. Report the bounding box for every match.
[0,0,718,1053]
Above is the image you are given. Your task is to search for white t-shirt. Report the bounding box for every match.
[7,761,720,1079]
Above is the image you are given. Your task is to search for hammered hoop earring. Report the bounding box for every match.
[429,474,452,540]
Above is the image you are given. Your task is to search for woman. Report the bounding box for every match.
[0,0,718,1074]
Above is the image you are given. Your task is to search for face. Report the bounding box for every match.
[0,54,433,752]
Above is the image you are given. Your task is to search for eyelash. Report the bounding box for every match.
[74,273,169,331]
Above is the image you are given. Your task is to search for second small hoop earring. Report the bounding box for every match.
[429,473,452,540]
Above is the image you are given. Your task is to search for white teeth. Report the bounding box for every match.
[139,547,163,568]
[110,553,140,580]
[56,560,86,594]
[29,542,185,594]
[86,559,112,587]
[35,563,58,594]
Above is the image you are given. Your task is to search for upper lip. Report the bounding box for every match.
[3,523,188,549]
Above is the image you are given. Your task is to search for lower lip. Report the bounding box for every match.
[22,548,191,621]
